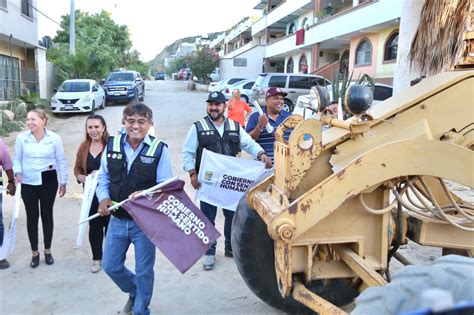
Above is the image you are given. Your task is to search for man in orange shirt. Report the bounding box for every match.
[227,89,252,127]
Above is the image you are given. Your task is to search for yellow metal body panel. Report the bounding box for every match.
[246,70,474,309]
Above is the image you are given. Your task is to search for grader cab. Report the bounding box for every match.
[231,59,474,313]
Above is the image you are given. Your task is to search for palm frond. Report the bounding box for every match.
[410,0,473,75]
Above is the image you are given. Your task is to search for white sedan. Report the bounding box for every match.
[51,79,105,114]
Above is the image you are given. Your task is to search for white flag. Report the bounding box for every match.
[195,149,267,211]
[76,172,99,248]
[0,185,22,260]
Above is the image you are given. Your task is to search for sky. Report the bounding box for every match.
[37,0,262,61]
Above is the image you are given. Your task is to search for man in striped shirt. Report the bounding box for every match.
[246,87,291,161]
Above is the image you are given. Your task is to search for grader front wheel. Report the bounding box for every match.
[231,198,358,314]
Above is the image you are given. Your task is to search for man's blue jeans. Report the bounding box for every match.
[103,216,156,315]
[0,193,3,246]
[200,201,233,256]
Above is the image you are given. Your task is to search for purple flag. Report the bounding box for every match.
[121,180,220,273]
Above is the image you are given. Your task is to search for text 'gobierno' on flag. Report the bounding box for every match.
[121,179,220,273]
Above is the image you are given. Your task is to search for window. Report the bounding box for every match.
[310,77,329,87]
[243,81,254,89]
[302,17,310,30]
[0,55,21,100]
[299,54,308,73]
[384,32,399,61]
[289,76,310,89]
[228,78,245,85]
[288,23,296,35]
[355,39,372,65]
[373,85,393,101]
[286,57,294,73]
[21,0,32,17]
[268,75,287,88]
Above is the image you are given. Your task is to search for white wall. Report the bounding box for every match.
[220,46,265,80]
[393,0,424,94]
[36,47,47,99]
[0,0,38,46]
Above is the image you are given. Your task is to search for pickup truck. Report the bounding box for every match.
[102,70,145,104]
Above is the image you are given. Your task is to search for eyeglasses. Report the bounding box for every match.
[124,119,149,126]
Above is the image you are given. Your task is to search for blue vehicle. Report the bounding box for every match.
[155,72,165,80]
[102,70,145,104]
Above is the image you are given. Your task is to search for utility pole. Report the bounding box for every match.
[69,0,75,55]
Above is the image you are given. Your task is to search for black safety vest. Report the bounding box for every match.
[106,134,166,220]
[194,116,240,173]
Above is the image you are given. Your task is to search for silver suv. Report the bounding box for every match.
[252,72,332,111]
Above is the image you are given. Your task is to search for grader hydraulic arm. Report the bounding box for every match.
[232,69,474,314]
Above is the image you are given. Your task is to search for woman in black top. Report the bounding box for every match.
[74,115,110,273]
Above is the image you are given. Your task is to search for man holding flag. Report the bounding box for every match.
[0,139,16,269]
[96,103,173,315]
[182,91,272,271]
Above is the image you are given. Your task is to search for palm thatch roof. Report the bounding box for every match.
[410,0,473,75]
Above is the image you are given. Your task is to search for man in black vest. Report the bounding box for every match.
[182,91,271,271]
[96,103,173,315]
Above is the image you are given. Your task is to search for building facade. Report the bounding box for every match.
[216,0,402,87]
[0,0,47,101]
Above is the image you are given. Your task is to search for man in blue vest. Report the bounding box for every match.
[182,91,271,271]
[96,103,173,315]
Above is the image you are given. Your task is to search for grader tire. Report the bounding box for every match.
[352,255,474,315]
[232,197,358,314]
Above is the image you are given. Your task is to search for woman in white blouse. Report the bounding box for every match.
[13,109,67,268]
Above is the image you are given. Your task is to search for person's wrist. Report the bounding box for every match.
[257,151,266,160]
[189,170,197,178]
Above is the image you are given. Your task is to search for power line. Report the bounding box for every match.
[29,1,62,26]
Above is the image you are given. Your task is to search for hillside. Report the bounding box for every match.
[147,32,222,70]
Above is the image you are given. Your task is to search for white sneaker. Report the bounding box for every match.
[91,260,101,273]
[203,255,215,270]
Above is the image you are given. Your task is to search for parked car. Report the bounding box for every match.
[102,70,145,104]
[293,83,394,120]
[252,72,332,111]
[222,79,255,103]
[208,78,247,93]
[208,68,220,82]
[155,72,165,80]
[51,79,105,114]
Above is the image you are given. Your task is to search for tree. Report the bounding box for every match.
[47,10,147,83]
[186,46,219,84]
[164,57,187,77]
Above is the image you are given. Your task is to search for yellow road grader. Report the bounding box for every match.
[231,32,474,314]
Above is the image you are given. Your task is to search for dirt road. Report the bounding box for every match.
[1,80,282,315]
[1,79,471,315]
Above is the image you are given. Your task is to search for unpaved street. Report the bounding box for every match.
[1,80,471,315]
[1,80,282,315]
